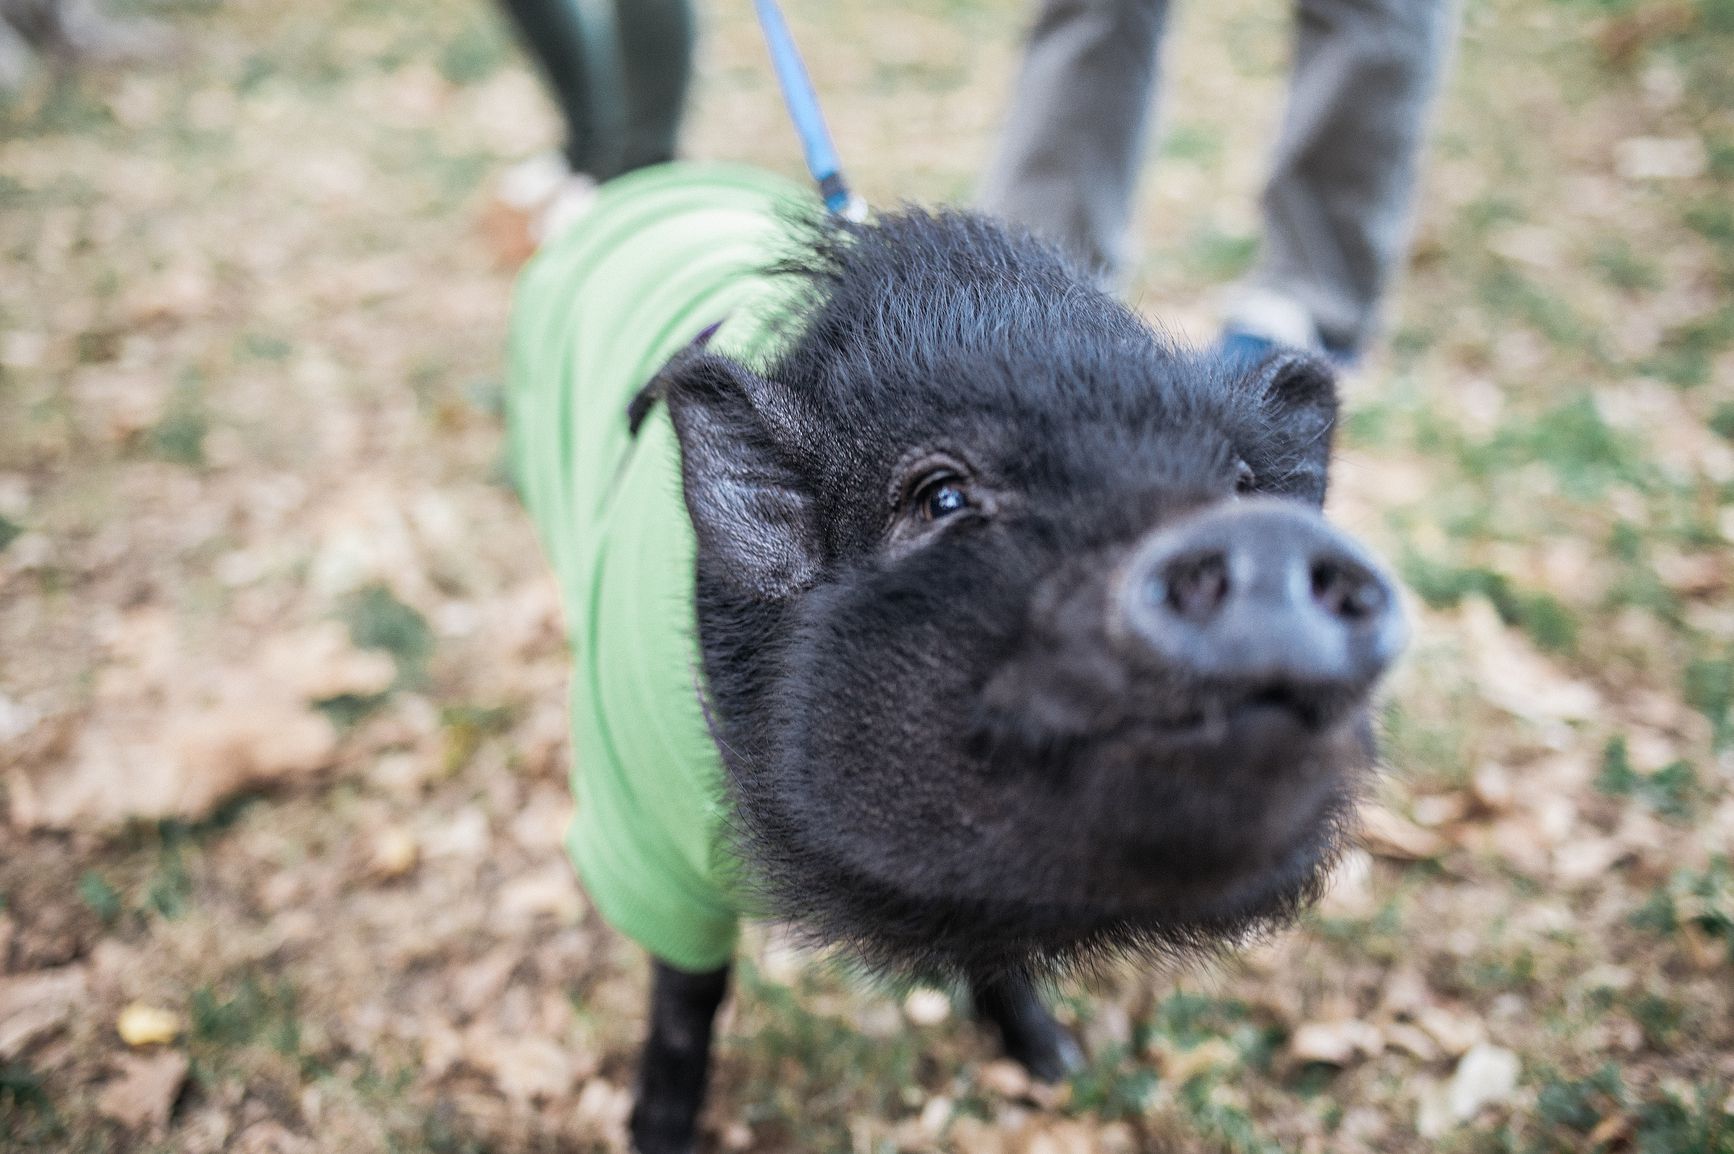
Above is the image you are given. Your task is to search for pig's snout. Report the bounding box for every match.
[1120,499,1406,691]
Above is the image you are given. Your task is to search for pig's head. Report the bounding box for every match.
[645,209,1406,979]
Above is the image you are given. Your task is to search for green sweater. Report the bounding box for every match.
[507,162,811,972]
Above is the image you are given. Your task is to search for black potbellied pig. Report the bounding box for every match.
[507,164,1405,1154]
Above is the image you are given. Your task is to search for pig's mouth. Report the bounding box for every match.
[1143,680,1365,743]
[1017,677,1378,924]
[725,678,1376,981]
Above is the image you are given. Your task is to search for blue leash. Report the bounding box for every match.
[752,0,867,221]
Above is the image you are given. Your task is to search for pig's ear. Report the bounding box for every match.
[653,347,821,600]
[1255,351,1338,504]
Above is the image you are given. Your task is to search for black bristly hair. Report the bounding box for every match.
[652,204,1370,982]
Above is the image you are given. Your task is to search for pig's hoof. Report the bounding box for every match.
[972,978,1086,1083]
[628,1114,695,1154]
[1004,1015,1086,1083]
[628,1095,700,1154]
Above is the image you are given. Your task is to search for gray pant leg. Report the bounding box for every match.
[616,0,694,173]
[979,0,1170,281]
[1240,0,1459,352]
[497,0,692,179]
[497,0,615,175]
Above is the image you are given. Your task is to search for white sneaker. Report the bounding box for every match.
[492,151,600,250]
[535,173,599,242]
[1220,285,1323,353]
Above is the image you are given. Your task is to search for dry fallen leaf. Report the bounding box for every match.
[1289,1019,1385,1065]
[977,1059,1033,1100]
[916,1093,953,1138]
[9,662,342,830]
[903,988,952,1027]
[1597,2,1696,67]
[0,331,45,370]
[74,368,170,444]
[1415,1077,1452,1139]
[259,622,397,701]
[451,948,522,1017]
[492,862,583,926]
[1482,817,1554,877]
[96,1050,188,1131]
[230,1120,316,1154]
[420,807,492,862]
[1470,762,1515,813]
[1614,135,1708,181]
[1384,1022,1441,1061]
[1552,836,1628,884]
[1411,792,1470,828]
[117,1003,183,1047]
[1152,1036,1239,1083]
[1678,922,1728,972]
[0,965,88,1059]
[1460,598,1600,724]
[1487,224,1562,271]
[949,1116,1010,1154]
[367,827,420,879]
[1655,551,1726,599]
[1587,1113,1632,1146]
[1017,1119,1100,1154]
[165,698,338,808]
[1446,1043,1521,1120]
[1380,965,1433,1016]
[475,1034,580,1104]
[1359,804,1448,860]
[0,690,39,745]
[571,1077,633,1141]
[1318,847,1377,916]
[1417,1005,1487,1058]
[177,1104,236,1154]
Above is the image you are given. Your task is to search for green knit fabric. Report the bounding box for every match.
[507,162,811,972]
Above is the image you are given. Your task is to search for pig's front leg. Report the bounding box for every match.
[630,960,730,1154]
[971,972,1086,1083]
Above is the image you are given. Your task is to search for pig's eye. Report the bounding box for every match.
[1234,459,1257,495]
[891,456,986,545]
[918,476,970,521]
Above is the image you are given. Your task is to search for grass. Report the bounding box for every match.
[0,0,1731,1149]
[728,963,924,1149]
[343,582,434,685]
[1516,1067,1734,1154]
[189,975,306,1058]
[1594,737,1704,820]
[1635,858,1734,958]
[1684,655,1734,747]
[1401,552,1580,655]
[76,870,122,926]
[0,1061,67,1152]
[148,376,209,466]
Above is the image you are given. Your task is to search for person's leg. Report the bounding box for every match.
[979,0,1172,282]
[0,0,170,67]
[1230,0,1460,356]
[615,0,694,174]
[495,0,619,176]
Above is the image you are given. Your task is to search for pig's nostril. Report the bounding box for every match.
[1310,558,1386,623]
[1122,503,1407,687]
[1151,550,1231,622]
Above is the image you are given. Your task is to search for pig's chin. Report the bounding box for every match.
[727,700,1371,982]
[1037,704,1369,926]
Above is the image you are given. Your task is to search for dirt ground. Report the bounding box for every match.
[1,0,1731,1151]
